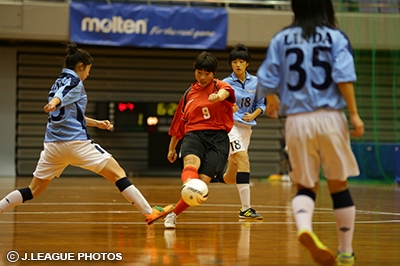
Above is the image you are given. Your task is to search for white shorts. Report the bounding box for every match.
[285,109,359,188]
[33,140,112,180]
[228,122,252,155]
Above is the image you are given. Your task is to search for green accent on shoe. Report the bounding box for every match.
[239,208,263,220]
[297,229,336,266]
[337,252,355,265]
[154,206,164,212]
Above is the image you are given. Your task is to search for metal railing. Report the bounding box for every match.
[138,0,290,8]
[5,0,400,13]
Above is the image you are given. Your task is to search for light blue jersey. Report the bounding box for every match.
[223,72,266,126]
[44,68,89,142]
[256,26,356,116]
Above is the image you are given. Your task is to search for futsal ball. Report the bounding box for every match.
[181,179,209,206]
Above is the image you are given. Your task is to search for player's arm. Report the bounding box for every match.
[167,94,187,163]
[167,135,179,163]
[208,88,230,102]
[43,97,61,113]
[85,117,114,131]
[337,82,364,138]
[265,95,280,119]
[252,107,263,117]
[209,80,235,103]
[243,88,267,121]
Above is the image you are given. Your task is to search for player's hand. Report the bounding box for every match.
[232,104,239,112]
[208,93,221,103]
[98,120,114,131]
[167,150,178,163]
[44,103,57,113]
[243,112,255,122]
[349,114,364,138]
[44,97,61,113]
[266,102,279,118]
[265,95,280,118]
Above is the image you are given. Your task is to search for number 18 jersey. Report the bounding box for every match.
[256,25,357,116]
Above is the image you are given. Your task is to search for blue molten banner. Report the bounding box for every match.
[70,2,228,50]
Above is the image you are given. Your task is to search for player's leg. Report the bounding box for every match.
[287,113,335,266]
[327,180,356,265]
[320,111,358,265]
[165,173,211,230]
[0,177,51,214]
[180,154,201,182]
[291,182,317,230]
[221,156,238,184]
[99,158,173,225]
[164,154,202,229]
[165,131,228,229]
[178,133,202,184]
[291,183,317,231]
[165,132,206,229]
[0,142,62,214]
[214,127,246,184]
[292,184,336,266]
[221,125,241,184]
[227,126,261,219]
[78,141,173,225]
[287,114,318,233]
[98,157,150,210]
[234,151,250,209]
[231,151,261,220]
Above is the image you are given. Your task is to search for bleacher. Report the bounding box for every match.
[1,0,398,180]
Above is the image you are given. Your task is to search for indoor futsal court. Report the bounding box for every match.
[0,176,399,265]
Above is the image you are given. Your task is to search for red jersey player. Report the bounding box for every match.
[164,51,236,229]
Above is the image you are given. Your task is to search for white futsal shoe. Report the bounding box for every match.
[164,212,177,229]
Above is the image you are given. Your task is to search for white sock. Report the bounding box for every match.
[121,185,152,215]
[0,190,23,214]
[334,206,355,253]
[237,184,250,210]
[291,195,315,231]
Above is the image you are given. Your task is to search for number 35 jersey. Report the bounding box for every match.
[44,68,89,142]
[256,26,357,116]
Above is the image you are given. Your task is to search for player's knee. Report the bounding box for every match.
[28,178,51,198]
[236,172,250,184]
[18,187,34,202]
[115,177,132,192]
[295,189,316,201]
[331,189,354,209]
[233,152,249,169]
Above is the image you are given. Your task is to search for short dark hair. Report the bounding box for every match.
[193,52,218,74]
[64,43,93,70]
[228,43,251,65]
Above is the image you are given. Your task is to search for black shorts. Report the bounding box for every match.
[180,130,229,178]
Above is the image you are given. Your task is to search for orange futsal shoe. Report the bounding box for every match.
[145,205,175,225]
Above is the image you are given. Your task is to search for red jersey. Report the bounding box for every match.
[169,79,236,140]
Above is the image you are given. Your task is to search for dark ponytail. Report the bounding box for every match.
[64,43,93,70]
[228,43,251,66]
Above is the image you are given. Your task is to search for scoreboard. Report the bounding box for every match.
[96,101,178,132]
[96,101,182,170]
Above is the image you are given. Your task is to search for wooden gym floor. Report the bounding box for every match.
[0,176,399,265]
